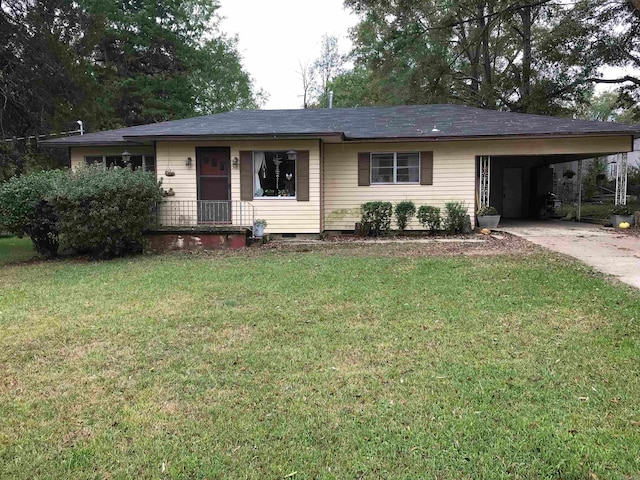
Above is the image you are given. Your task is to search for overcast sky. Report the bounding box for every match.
[217,0,358,110]
[217,1,625,111]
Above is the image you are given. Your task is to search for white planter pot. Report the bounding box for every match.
[477,215,501,229]
[611,215,635,228]
[253,224,266,238]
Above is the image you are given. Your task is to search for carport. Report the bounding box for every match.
[477,151,633,220]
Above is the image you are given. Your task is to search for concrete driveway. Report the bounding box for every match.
[499,220,640,289]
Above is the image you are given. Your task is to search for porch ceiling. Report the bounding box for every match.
[491,152,622,165]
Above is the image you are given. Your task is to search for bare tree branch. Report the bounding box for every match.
[587,76,640,86]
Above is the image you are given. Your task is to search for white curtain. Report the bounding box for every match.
[253,152,266,194]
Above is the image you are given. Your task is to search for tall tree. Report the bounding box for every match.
[342,0,598,115]
[311,34,344,107]
[0,0,263,179]
[574,0,640,122]
[0,0,90,179]
[79,0,262,127]
[298,61,315,109]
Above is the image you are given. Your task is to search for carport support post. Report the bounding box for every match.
[577,160,582,221]
[615,153,628,206]
[479,155,490,208]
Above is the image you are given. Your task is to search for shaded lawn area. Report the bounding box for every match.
[0,236,39,266]
[558,202,640,220]
[0,246,639,479]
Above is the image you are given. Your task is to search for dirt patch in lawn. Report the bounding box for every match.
[171,232,540,259]
[260,232,540,258]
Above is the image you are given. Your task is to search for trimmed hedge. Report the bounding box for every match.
[417,205,441,232]
[52,165,163,258]
[0,170,66,257]
[394,201,416,231]
[443,201,468,234]
[361,201,393,236]
[0,165,162,258]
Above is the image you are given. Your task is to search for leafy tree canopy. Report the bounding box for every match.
[334,0,639,117]
[0,0,264,178]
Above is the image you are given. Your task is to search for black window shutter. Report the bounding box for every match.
[358,152,370,186]
[420,151,433,185]
[240,151,253,201]
[296,151,310,202]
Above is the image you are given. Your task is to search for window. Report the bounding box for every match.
[84,155,156,173]
[253,151,296,198]
[371,152,420,184]
[85,156,104,166]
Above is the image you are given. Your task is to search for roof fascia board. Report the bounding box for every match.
[122,133,346,142]
[342,132,637,143]
[42,140,152,147]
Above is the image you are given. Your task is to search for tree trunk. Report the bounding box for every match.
[519,2,532,99]
[479,1,494,108]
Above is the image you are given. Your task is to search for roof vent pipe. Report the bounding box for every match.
[329,91,334,109]
[77,120,84,135]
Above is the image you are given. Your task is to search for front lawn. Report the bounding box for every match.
[0,246,638,479]
[0,236,39,266]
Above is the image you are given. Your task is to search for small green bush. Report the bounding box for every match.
[361,201,393,236]
[611,205,633,216]
[416,205,441,232]
[52,165,163,258]
[0,170,66,257]
[443,201,468,234]
[477,205,498,216]
[394,201,416,231]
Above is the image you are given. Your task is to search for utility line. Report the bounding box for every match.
[1,120,84,143]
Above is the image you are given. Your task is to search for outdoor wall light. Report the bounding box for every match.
[185,157,192,167]
[121,150,131,164]
[233,157,239,168]
[287,150,297,161]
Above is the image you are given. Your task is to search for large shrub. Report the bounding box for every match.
[394,200,416,231]
[417,205,441,232]
[443,201,468,234]
[0,170,66,257]
[361,201,393,236]
[52,165,163,258]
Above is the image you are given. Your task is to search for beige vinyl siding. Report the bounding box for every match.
[70,146,154,170]
[323,135,632,231]
[156,140,321,234]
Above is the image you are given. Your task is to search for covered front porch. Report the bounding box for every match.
[152,200,255,228]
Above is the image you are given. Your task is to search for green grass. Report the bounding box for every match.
[0,236,39,265]
[558,202,640,220]
[0,247,639,479]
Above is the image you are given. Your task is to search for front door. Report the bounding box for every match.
[197,147,230,223]
[503,167,523,218]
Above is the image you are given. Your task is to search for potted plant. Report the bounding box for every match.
[610,205,635,228]
[253,219,267,238]
[476,205,501,229]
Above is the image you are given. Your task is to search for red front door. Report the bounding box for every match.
[197,147,230,201]
[197,147,230,222]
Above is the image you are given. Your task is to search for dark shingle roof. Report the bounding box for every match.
[42,104,640,146]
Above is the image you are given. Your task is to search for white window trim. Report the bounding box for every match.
[370,152,421,185]
[252,150,297,200]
